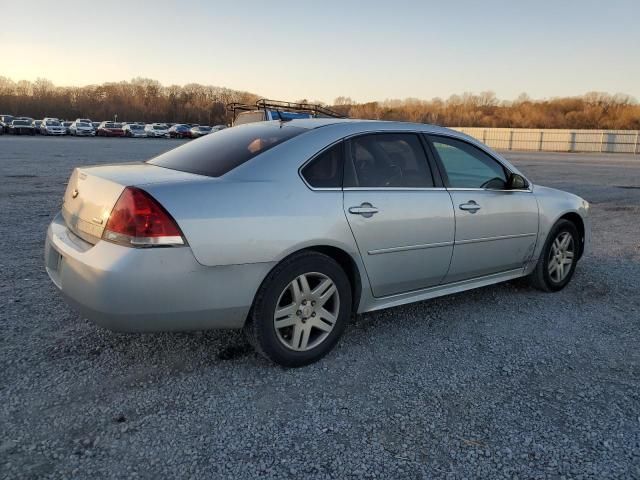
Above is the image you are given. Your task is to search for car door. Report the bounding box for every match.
[343,133,455,297]
[426,134,539,283]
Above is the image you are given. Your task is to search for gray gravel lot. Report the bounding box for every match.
[1,136,639,479]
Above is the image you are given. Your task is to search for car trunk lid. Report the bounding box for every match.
[62,162,205,244]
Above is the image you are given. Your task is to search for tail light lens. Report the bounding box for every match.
[102,187,185,247]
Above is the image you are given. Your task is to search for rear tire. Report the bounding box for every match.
[244,251,352,367]
[529,219,579,292]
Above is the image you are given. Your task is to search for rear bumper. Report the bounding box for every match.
[45,212,274,332]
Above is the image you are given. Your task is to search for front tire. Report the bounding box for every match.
[529,219,579,292]
[245,251,352,367]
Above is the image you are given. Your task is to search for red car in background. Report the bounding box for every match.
[96,121,125,137]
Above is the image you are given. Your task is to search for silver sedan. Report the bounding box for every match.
[45,119,590,366]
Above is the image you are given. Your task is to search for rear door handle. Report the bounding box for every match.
[459,200,481,213]
[348,203,379,218]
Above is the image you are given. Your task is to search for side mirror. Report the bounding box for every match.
[507,173,528,190]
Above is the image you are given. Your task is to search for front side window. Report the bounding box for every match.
[148,123,306,177]
[344,133,434,188]
[430,136,507,189]
[301,143,343,188]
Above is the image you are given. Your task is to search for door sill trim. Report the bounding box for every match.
[361,268,524,314]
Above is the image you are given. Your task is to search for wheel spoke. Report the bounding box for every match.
[298,326,311,350]
[311,278,332,297]
[318,284,337,308]
[275,304,296,320]
[274,314,297,329]
[557,262,564,279]
[297,274,311,296]
[290,324,303,349]
[548,260,557,273]
[318,308,337,325]
[291,279,303,304]
[560,233,571,250]
[309,317,333,332]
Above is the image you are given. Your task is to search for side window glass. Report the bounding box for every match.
[301,143,344,188]
[431,137,507,189]
[344,134,434,188]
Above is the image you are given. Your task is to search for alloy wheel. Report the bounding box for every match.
[548,231,574,283]
[273,272,340,352]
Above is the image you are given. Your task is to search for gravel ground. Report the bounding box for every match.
[1,136,639,479]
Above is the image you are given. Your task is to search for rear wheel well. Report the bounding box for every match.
[558,212,585,259]
[298,246,362,314]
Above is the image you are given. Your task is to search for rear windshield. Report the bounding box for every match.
[148,123,306,177]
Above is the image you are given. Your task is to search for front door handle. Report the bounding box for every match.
[459,200,481,213]
[348,203,379,218]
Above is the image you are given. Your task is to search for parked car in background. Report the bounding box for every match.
[8,119,36,135]
[168,124,191,138]
[144,123,169,138]
[75,118,93,125]
[123,123,147,138]
[70,121,96,136]
[211,125,227,132]
[189,125,212,138]
[92,122,101,130]
[41,119,66,135]
[32,120,43,133]
[0,114,15,133]
[62,121,73,134]
[96,122,125,137]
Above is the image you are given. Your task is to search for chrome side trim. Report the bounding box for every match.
[447,187,533,193]
[368,241,453,255]
[344,187,447,192]
[367,233,536,256]
[456,232,537,245]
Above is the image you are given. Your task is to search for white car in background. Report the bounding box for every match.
[123,123,147,138]
[40,119,66,135]
[145,123,169,138]
[70,121,96,136]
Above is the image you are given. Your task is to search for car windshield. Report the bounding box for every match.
[46,120,60,126]
[153,125,166,130]
[130,125,143,130]
[13,120,29,126]
[148,123,306,177]
[198,126,211,131]
[78,122,90,127]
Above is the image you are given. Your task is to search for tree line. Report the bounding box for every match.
[1,77,638,129]
[0,77,259,125]
[331,92,640,130]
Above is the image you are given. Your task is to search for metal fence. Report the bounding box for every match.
[451,127,640,154]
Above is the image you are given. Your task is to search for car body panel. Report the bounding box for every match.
[343,189,455,297]
[444,189,539,282]
[45,119,590,332]
[45,213,273,331]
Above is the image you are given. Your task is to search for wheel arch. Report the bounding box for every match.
[252,245,364,316]
[557,211,585,259]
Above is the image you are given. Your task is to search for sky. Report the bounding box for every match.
[2,0,639,103]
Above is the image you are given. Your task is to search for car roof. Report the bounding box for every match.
[276,117,456,135]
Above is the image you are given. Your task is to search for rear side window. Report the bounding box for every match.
[344,133,434,188]
[148,123,306,177]
[301,143,344,188]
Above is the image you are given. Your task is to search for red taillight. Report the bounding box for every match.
[102,187,185,247]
